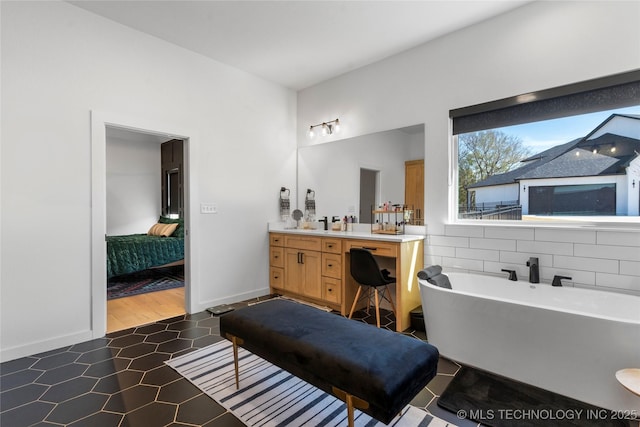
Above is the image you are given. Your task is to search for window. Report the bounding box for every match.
[452,70,640,223]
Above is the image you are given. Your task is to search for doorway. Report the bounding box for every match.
[105,128,186,332]
[91,111,198,338]
[360,168,378,223]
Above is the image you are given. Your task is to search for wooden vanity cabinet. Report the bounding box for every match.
[269,231,424,331]
[269,234,342,309]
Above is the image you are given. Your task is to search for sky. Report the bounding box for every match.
[495,105,640,154]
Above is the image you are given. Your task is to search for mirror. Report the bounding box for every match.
[165,168,181,217]
[297,124,425,224]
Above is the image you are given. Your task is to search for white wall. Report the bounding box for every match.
[297,1,640,296]
[1,1,296,361]
[106,130,163,236]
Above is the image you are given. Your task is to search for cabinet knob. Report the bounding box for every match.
[328,264,333,267]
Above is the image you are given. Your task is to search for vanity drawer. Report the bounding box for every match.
[344,240,398,258]
[270,267,284,289]
[270,233,284,247]
[322,277,341,304]
[322,253,342,279]
[322,238,342,254]
[284,235,322,252]
[269,247,284,268]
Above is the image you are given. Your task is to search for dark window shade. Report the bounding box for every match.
[451,70,640,135]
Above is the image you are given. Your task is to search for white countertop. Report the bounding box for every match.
[268,222,425,243]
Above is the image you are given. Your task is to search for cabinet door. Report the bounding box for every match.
[299,250,322,299]
[284,248,321,299]
[284,248,304,294]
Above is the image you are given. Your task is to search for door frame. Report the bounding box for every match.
[90,110,199,337]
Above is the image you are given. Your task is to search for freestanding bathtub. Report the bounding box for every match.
[419,272,640,413]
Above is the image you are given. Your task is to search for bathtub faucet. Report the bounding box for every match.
[526,257,539,283]
[501,269,518,281]
[552,275,572,287]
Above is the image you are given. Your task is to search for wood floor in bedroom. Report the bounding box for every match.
[107,287,185,333]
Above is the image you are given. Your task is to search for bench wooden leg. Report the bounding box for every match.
[332,387,369,427]
[225,334,244,389]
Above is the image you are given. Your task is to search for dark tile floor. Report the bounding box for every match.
[1,296,474,427]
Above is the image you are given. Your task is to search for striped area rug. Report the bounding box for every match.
[166,340,452,427]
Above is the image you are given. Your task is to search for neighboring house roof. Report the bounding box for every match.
[467,114,640,189]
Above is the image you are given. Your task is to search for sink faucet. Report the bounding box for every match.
[319,216,328,231]
[526,257,539,283]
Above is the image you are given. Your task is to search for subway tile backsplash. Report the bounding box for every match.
[426,225,640,297]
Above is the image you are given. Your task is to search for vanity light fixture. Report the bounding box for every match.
[308,118,340,138]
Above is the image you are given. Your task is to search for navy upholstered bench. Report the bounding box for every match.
[219,299,439,426]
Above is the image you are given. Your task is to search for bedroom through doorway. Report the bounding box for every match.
[105,127,187,332]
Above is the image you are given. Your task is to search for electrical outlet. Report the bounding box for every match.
[200,203,217,214]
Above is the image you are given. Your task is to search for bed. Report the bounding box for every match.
[107,217,184,279]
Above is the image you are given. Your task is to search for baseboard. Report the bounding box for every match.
[196,287,270,313]
[0,330,94,363]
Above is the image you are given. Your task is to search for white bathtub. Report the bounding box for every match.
[419,272,640,413]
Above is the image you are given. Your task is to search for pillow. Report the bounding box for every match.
[158,216,184,238]
[148,222,179,237]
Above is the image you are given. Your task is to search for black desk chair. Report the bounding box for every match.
[348,248,397,328]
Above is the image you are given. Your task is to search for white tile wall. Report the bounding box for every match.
[597,231,640,247]
[516,240,574,256]
[534,228,596,244]
[426,224,640,297]
[553,255,618,274]
[470,237,516,251]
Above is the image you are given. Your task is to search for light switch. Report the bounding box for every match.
[201,203,217,214]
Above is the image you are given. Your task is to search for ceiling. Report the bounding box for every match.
[69,1,530,91]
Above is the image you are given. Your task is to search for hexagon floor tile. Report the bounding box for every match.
[1,295,475,427]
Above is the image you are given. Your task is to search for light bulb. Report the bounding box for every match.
[308,126,314,138]
[334,119,340,133]
[611,146,616,153]
[321,123,328,136]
